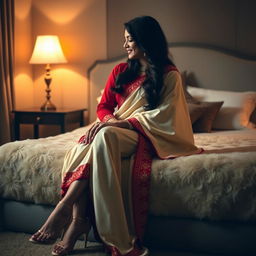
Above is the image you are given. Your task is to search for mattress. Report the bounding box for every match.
[0,126,256,221]
[194,129,256,152]
[150,129,256,221]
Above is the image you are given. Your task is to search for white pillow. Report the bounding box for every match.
[187,86,256,130]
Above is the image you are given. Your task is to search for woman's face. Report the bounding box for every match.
[123,29,144,60]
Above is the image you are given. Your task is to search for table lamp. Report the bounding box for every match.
[29,35,67,111]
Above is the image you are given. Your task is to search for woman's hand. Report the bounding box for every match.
[80,119,132,145]
[84,122,107,144]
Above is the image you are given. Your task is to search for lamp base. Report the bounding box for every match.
[40,100,56,111]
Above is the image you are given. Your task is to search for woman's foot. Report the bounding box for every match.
[51,217,91,256]
[29,201,72,244]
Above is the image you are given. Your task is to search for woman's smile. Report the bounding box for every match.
[123,29,144,60]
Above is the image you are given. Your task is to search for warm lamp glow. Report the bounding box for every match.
[30,35,67,64]
[30,35,67,111]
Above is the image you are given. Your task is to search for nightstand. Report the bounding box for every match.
[13,108,87,140]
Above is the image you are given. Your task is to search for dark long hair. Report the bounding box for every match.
[113,16,175,110]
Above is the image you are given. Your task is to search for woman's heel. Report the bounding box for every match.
[51,217,91,256]
[73,217,90,248]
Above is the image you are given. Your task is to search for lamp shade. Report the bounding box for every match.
[29,35,67,64]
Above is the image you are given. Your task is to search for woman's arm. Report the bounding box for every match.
[97,63,128,122]
[81,63,130,145]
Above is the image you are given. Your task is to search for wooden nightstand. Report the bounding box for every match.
[13,108,87,140]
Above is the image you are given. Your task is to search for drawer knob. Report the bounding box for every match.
[36,116,41,121]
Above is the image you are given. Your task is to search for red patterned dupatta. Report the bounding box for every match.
[131,124,154,241]
[119,66,180,240]
[108,127,153,256]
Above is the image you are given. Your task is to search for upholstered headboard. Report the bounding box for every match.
[88,43,256,123]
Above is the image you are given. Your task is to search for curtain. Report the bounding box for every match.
[0,0,15,145]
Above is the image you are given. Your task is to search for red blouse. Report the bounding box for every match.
[96,63,177,122]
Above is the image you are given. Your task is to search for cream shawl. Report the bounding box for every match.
[115,70,202,158]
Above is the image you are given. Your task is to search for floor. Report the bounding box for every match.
[0,231,225,256]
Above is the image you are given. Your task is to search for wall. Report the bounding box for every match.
[31,0,107,112]
[14,0,34,138]
[107,0,256,58]
[14,0,107,139]
[15,0,33,108]
[14,0,256,138]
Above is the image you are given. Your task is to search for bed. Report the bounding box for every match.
[1,44,256,255]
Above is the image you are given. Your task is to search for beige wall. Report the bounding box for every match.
[107,0,256,58]
[31,0,107,111]
[15,0,34,138]
[14,0,107,138]
[15,0,33,108]
[14,0,256,138]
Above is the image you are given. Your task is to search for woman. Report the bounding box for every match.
[29,16,202,256]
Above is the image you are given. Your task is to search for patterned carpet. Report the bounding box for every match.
[0,231,223,256]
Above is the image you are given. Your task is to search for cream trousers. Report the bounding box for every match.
[62,126,139,254]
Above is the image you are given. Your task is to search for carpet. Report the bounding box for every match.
[0,231,106,256]
[0,231,222,256]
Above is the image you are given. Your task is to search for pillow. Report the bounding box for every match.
[184,88,200,104]
[181,72,200,104]
[191,101,224,133]
[188,103,207,123]
[182,80,223,130]
[250,108,256,124]
[187,86,256,130]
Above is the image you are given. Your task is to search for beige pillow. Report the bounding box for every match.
[183,83,223,130]
[187,86,256,130]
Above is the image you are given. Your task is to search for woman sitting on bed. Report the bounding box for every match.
[29,16,201,256]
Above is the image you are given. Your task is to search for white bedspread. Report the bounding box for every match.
[0,127,256,221]
[194,129,256,151]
